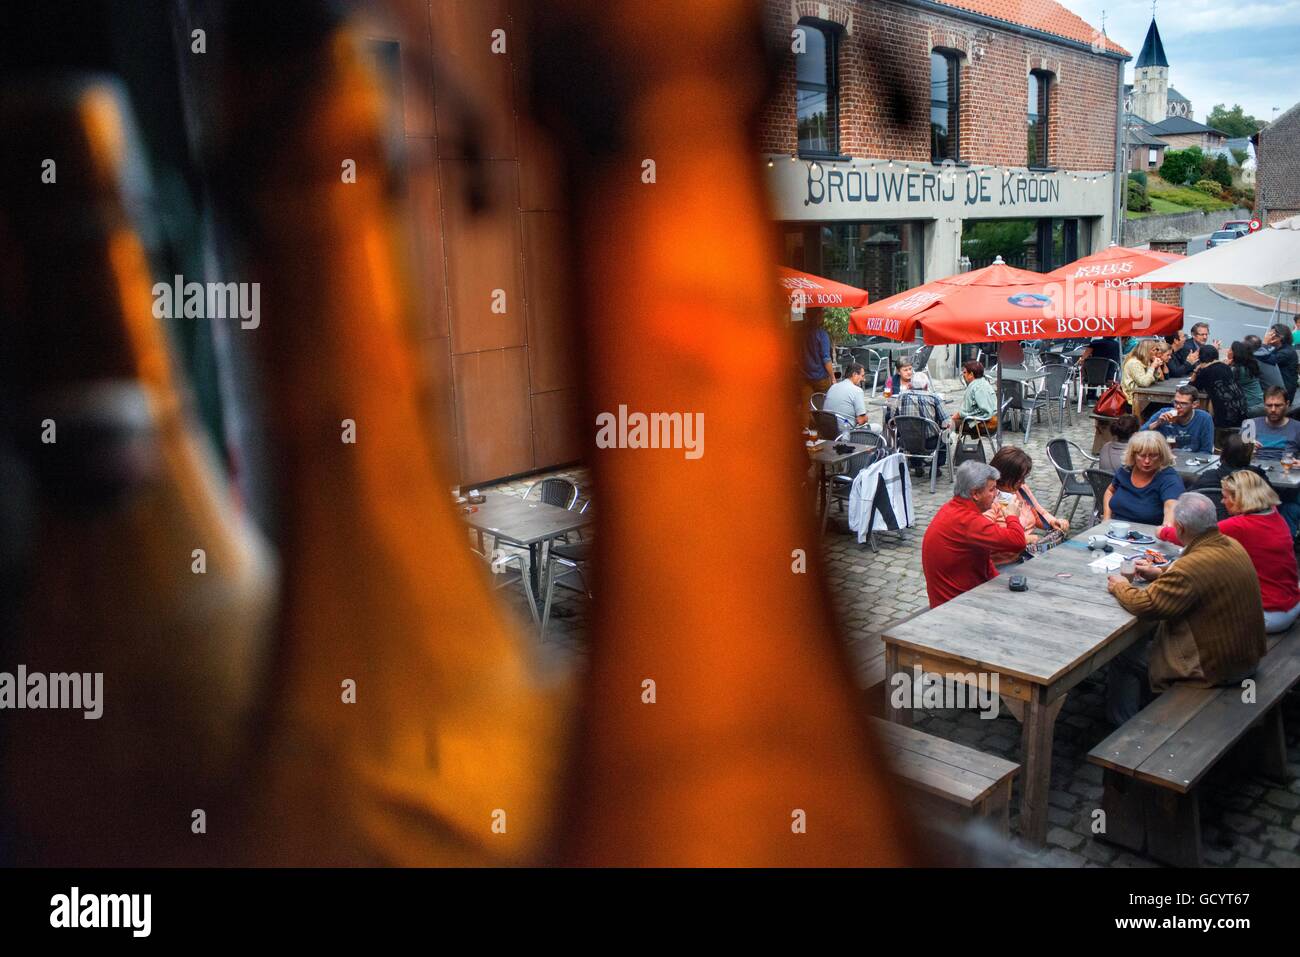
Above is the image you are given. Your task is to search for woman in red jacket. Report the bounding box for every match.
[1220,471,1300,632]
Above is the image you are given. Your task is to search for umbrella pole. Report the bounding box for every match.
[996,340,1016,448]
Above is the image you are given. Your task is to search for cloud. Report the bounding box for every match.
[1060,0,1300,120]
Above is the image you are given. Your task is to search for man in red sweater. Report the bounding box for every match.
[922,461,1028,607]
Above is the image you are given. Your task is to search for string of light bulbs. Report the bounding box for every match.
[764,154,1111,182]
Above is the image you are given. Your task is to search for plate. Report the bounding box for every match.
[1107,531,1156,546]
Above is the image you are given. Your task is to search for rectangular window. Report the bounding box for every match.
[930,51,960,162]
[818,222,925,301]
[796,22,838,156]
[1027,71,1051,168]
[1148,147,1158,167]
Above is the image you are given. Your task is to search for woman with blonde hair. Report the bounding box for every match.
[1220,471,1300,632]
[1120,339,1166,410]
[1103,430,1183,528]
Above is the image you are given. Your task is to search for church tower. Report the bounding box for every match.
[1131,18,1169,124]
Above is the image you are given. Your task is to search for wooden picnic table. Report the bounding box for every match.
[881,520,1180,845]
[461,493,591,611]
[1131,378,1208,422]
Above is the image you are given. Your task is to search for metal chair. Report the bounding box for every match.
[1077,357,1120,412]
[523,477,579,510]
[910,344,934,374]
[473,544,541,631]
[828,434,886,519]
[889,414,947,493]
[810,391,826,412]
[853,347,891,397]
[1046,437,1100,523]
[1085,468,1115,525]
[847,427,887,450]
[812,409,854,441]
[540,540,591,640]
[1198,486,1228,522]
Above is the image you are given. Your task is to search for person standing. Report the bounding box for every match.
[1256,323,1298,402]
[1189,344,1248,429]
[799,308,835,408]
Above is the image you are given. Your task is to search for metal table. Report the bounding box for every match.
[882,520,1179,845]
[1171,450,1217,485]
[461,493,592,612]
[807,440,876,534]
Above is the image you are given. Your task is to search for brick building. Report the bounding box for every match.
[760,0,1128,299]
[1257,101,1300,225]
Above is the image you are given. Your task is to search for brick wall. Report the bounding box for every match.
[758,0,1121,170]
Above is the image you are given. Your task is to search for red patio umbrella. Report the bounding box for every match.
[778,267,869,309]
[849,257,1184,444]
[848,258,1183,345]
[1044,243,1187,289]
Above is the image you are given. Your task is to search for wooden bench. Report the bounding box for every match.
[1087,627,1300,866]
[872,717,1020,835]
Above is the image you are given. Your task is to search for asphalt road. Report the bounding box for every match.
[1178,232,1284,347]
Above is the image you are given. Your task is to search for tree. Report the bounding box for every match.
[1210,154,1232,189]
[1159,146,1203,186]
[1206,103,1262,138]
[1230,147,1248,166]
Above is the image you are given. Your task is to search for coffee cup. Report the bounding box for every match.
[1109,522,1131,538]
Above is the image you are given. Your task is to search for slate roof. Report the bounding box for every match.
[1146,116,1229,137]
[929,0,1129,56]
[1135,18,1168,69]
[1167,87,1190,103]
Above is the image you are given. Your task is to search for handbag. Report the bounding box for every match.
[1095,382,1127,417]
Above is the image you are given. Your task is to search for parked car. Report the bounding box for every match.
[1207,230,1242,248]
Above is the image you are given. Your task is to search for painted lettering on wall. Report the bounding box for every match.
[806,165,1063,209]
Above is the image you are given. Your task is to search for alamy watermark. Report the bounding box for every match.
[595,405,704,460]
[889,665,1000,719]
[50,887,150,937]
[152,274,260,329]
[0,666,103,719]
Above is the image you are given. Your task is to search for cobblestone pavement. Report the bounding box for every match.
[476,373,1300,868]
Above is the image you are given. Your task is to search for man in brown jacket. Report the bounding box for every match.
[1104,492,1267,724]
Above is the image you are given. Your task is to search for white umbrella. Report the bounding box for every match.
[1141,214,1300,287]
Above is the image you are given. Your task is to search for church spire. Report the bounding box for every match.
[1135,17,1169,69]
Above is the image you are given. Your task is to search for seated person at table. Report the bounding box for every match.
[885,358,921,394]
[1141,385,1214,452]
[1098,414,1140,473]
[1104,493,1266,724]
[891,373,949,473]
[1188,344,1248,429]
[985,446,1071,567]
[1081,336,1121,367]
[1244,387,1300,459]
[1219,472,1300,632]
[1163,331,1195,378]
[1193,434,1267,490]
[823,362,868,426]
[1103,431,1183,530]
[1120,340,1166,410]
[950,360,998,434]
[921,461,1027,608]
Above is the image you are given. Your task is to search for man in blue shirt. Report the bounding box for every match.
[1245,387,1300,458]
[799,309,834,407]
[1142,385,1214,452]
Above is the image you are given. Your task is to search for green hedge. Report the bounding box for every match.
[1147,183,1234,212]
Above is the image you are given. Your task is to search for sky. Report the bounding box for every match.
[1061,0,1300,124]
